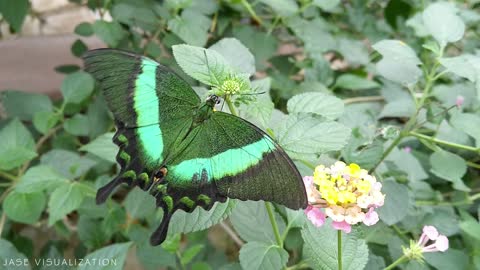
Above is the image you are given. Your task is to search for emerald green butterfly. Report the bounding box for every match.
[83,49,307,245]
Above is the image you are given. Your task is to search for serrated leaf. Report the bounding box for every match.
[64,114,89,136]
[372,40,422,85]
[1,90,53,121]
[169,199,236,235]
[276,114,351,158]
[377,180,410,225]
[92,20,126,48]
[287,92,344,120]
[301,222,369,270]
[239,242,288,270]
[0,118,36,170]
[181,244,204,265]
[239,78,274,129]
[334,74,380,91]
[48,182,86,225]
[210,38,255,75]
[16,165,69,193]
[80,132,117,163]
[4,191,46,224]
[168,10,210,46]
[41,149,96,179]
[173,44,231,86]
[124,187,156,219]
[259,0,298,17]
[78,242,132,270]
[430,149,469,191]
[61,71,95,104]
[423,2,465,47]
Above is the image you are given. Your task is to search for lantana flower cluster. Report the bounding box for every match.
[304,161,385,233]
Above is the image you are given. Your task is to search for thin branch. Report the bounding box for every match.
[219,221,244,246]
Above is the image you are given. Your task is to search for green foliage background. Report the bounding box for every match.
[1,0,480,269]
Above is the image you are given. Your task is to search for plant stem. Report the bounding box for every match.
[384,255,408,270]
[409,131,479,153]
[416,192,480,206]
[369,134,404,173]
[219,221,244,246]
[240,0,263,25]
[225,96,238,116]
[0,171,17,182]
[0,213,6,237]
[466,162,480,170]
[337,230,342,270]
[265,202,283,247]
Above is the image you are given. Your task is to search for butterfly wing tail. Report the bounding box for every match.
[96,177,128,204]
[150,208,172,246]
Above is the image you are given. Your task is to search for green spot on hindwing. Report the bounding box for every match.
[138,172,149,183]
[180,197,195,209]
[163,196,173,212]
[119,151,131,163]
[122,170,136,179]
[156,184,167,194]
[197,194,211,205]
[117,134,128,145]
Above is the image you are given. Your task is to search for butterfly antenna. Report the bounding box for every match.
[220,95,227,111]
[239,91,266,96]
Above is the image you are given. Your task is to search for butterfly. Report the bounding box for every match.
[82,49,307,245]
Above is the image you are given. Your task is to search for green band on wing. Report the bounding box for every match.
[171,136,275,182]
[134,59,163,166]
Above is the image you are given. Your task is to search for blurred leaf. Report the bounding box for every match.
[232,25,277,70]
[423,2,465,47]
[87,95,112,138]
[64,114,89,136]
[302,222,369,270]
[124,187,156,219]
[432,83,476,109]
[259,0,298,17]
[334,74,380,91]
[424,248,468,270]
[439,55,480,82]
[1,91,53,121]
[0,239,30,270]
[41,149,96,179]
[80,132,117,163]
[4,191,46,224]
[430,149,469,191]
[61,71,95,104]
[287,92,344,120]
[169,199,236,235]
[0,0,29,32]
[239,242,288,270]
[459,221,480,241]
[136,241,176,269]
[377,180,410,225]
[276,114,351,158]
[337,38,369,66]
[210,38,255,75]
[111,3,157,30]
[71,39,88,57]
[285,17,335,54]
[181,244,204,265]
[342,137,383,170]
[173,44,231,86]
[312,0,340,12]
[92,20,127,47]
[365,253,386,270]
[16,165,69,193]
[168,10,210,46]
[78,216,109,249]
[33,111,60,134]
[48,182,86,225]
[372,40,421,85]
[423,208,460,237]
[239,78,274,128]
[0,119,36,170]
[74,22,93,36]
[78,242,132,270]
[450,112,480,147]
[387,147,428,182]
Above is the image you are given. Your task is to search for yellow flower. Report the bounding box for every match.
[356,180,372,194]
[348,163,361,177]
[337,191,356,204]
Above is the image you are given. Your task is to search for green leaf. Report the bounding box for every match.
[0,119,36,170]
[259,0,298,17]
[74,22,93,36]
[61,71,95,104]
[124,187,156,219]
[78,242,132,270]
[285,17,335,55]
[0,239,30,270]
[424,248,468,270]
[48,182,86,225]
[210,38,255,75]
[430,149,469,191]
[78,216,110,249]
[239,242,288,270]
[168,10,211,46]
[173,44,231,86]
[4,191,46,224]
[136,241,176,269]
[337,38,369,66]
[238,78,274,129]
[450,112,480,147]
[169,199,236,235]
[312,0,341,12]
[301,222,369,270]
[459,220,480,241]
[287,92,344,120]
[64,114,90,136]
[423,2,465,47]
[334,74,380,91]
[276,114,351,158]
[422,208,459,237]
[1,91,53,120]
[377,180,410,225]
[71,39,88,57]
[41,149,96,179]
[0,0,29,32]
[181,244,204,265]
[80,133,117,163]
[365,253,386,270]
[232,25,278,70]
[230,201,284,243]
[342,137,383,170]
[33,111,60,134]
[372,40,422,85]
[111,3,158,30]
[92,20,127,47]
[432,83,476,109]
[16,165,69,193]
[439,55,480,82]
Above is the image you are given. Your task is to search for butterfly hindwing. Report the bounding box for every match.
[83,49,200,202]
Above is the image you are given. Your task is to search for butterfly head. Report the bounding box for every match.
[206,95,221,108]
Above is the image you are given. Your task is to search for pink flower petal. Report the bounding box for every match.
[435,235,449,252]
[331,221,352,233]
[363,208,379,226]
[403,146,412,153]
[303,176,314,186]
[456,95,465,108]
[305,206,326,227]
[423,225,439,241]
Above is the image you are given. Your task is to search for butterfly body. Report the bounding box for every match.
[83,49,307,245]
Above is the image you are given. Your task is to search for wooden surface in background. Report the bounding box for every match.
[0,35,104,98]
